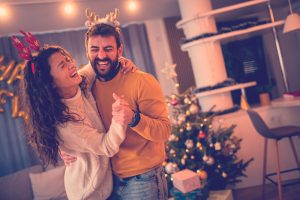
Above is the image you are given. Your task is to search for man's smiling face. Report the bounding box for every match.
[87,35,123,79]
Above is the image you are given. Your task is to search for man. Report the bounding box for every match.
[63,9,171,200]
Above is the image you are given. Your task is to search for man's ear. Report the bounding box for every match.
[118,44,123,56]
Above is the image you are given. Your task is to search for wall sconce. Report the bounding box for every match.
[283,0,300,33]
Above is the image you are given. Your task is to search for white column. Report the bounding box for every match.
[178,0,233,111]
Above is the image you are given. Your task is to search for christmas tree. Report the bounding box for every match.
[164,89,253,198]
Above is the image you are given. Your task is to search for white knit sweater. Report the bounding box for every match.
[57,85,126,200]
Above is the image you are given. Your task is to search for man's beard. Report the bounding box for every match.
[92,55,120,81]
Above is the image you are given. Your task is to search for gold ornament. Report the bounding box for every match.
[197,170,208,180]
[214,142,222,151]
[222,172,228,178]
[189,104,199,114]
[186,123,192,131]
[206,157,215,165]
[196,142,202,148]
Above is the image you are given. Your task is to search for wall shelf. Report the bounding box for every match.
[195,81,257,98]
[181,20,284,51]
[177,0,269,28]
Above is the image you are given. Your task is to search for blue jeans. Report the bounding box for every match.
[109,166,168,200]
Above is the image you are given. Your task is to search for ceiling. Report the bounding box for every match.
[0,0,180,36]
[0,0,297,36]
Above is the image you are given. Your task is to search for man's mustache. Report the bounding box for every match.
[94,57,112,63]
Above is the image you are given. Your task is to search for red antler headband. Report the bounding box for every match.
[11,30,41,74]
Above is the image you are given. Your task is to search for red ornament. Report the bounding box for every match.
[170,99,178,106]
[198,131,206,139]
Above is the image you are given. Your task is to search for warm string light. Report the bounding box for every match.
[128,1,138,11]
[0,5,9,21]
[62,1,76,16]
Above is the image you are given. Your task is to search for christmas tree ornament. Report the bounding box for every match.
[170,149,175,154]
[196,142,202,148]
[184,97,191,104]
[191,155,195,160]
[165,162,174,174]
[214,142,221,150]
[206,157,215,165]
[171,99,178,106]
[186,110,191,116]
[189,104,199,114]
[169,134,177,142]
[202,155,208,162]
[222,172,228,178]
[198,131,206,139]
[180,128,184,133]
[185,139,194,149]
[171,94,177,100]
[181,158,186,165]
[178,114,186,124]
[197,170,208,180]
[209,143,214,147]
[186,123,192,131]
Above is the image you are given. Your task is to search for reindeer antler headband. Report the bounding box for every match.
[85,8,121,34]
[11,30,41,74]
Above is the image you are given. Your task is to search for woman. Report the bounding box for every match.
[15,35,135,199]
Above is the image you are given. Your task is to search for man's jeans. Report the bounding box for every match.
[109,166,168,200]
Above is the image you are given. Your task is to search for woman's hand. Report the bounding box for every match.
[119,57,138,74]
[112,93,133,126]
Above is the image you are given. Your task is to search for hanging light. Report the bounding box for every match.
[283,0,300,33]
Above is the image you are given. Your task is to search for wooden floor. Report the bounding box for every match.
[233,182,300,200]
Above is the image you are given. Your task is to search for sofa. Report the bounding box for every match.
[0,164,67,200]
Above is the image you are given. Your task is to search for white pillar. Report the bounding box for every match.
[178,0,233,111]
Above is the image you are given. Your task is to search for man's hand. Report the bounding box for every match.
[119,57,137,74]
[59,150,77,166]
[112,93,133,125]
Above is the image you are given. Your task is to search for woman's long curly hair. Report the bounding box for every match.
[23,45,86,166]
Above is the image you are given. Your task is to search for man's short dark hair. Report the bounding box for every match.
[85,24,121,49]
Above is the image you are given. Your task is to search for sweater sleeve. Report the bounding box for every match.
[131,73,171,142]
[58,118,126,157]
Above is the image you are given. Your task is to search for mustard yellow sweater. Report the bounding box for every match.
[82,64,171,178]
